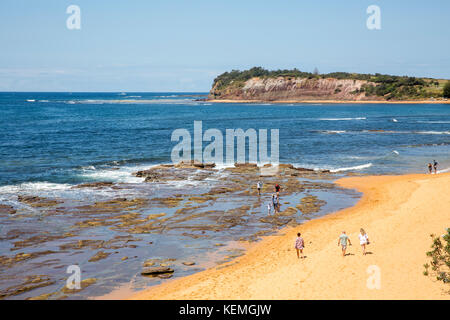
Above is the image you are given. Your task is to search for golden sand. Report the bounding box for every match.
[130,173,450,300]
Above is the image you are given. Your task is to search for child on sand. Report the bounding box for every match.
[338,231,351,257]
[428,163,433,174]
[358,228,369,255]
[433,160,438,174]
[267,202,272,215]
[295,233,305,259]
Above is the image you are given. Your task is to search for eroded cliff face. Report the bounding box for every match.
[209,77,379,101]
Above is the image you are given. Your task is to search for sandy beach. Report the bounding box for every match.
[130,173,450,300]
[208,99,450,104]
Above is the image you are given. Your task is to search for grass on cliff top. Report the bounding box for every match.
[212,67,449,100]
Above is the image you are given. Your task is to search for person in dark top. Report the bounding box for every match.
[275,184,281,194]
[433,160,438,174]
[428,163,433,174]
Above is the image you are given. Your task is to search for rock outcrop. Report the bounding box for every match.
[209,76,380,101]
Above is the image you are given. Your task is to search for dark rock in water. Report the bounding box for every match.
[72,182,114,189]
[234,163,258,168]
[0,204,16,215]
[0,275,55,299]
[294,167,315,172]
[144,173,160,183]
[174,160,215,169]
[141,266,174,275]
[182,261,196,266]
[88,251,111,262]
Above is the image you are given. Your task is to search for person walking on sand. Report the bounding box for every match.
[338,231,351,257]
[433,160,438,174]
[428,163,433,174]
[295,233,305,259]
[257,180,263,196]
[358,228,369,255]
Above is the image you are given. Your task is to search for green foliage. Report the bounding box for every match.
[444,81,450,98]
[212,67,441,100]
[424,229,450,287]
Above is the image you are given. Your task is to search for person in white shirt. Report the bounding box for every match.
[267,202,272,215]
[358,228,370,255]
[257,181,263,196]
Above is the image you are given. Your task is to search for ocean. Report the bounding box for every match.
[0,92,449,299]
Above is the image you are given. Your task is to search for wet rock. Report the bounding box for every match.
[88,251,111,262]
[27,292,57,300]
[182,261,196,266]
[158,274,173,279]
[61,278,97,294]
[278,207,298,216]
[296,195,327,214]
[0,275,55,299]
[122,256,128,261]
[18,195,62,207]
[141,266,174,276]
[72,182,114,189]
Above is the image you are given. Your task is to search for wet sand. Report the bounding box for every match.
[130,173,450,300]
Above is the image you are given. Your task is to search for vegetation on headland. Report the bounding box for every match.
[212,67,449,100]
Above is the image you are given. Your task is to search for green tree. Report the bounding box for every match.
[423,228,450,288]
[443,81,450,98]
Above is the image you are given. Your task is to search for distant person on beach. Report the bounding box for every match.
[295,233,305,259]
[257,181,263,195]
[428,163,433,174]
[358,228,370,255]
[275,184,281,195]
[272,193,279,213]
[433,160,438,174]
[338,231,351,257]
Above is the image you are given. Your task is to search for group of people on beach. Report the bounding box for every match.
[256,181,371,259]
[294,229,370,259]
[256,180,282,214]
[427,160,439,174]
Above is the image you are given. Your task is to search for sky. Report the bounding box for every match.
[0,0,449,92]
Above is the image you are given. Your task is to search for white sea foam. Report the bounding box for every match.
[329,163,373,173]
[77,165,150,183]
[415,131,450,135]
[0,182,72,194]
[322,130,347,134]
[437,167,450,174]
[392,150,399,155]
[392,118,398,122]
[26,99,35,102]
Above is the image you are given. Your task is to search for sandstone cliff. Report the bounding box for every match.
[208,77,380,101]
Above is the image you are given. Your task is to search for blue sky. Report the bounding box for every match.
[0,0,449,92]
